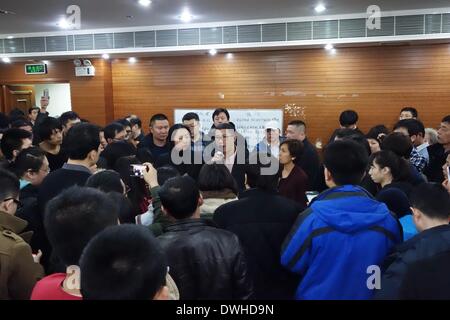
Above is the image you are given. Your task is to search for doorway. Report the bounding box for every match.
[1,83,72,117]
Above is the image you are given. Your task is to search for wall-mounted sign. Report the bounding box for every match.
[25,63,47,75]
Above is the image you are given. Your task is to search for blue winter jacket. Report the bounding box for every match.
[281,185,402,300]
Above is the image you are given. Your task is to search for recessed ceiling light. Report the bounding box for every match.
[57,17,70,29]
[2,57,11,63]
[129,57,137,63]
[209,49,217,56]
[330,48,337,55]
[42,60,49,64]
[138,0,152,7]
[7,36,13,39]
[226,53,234,59]
[102,54,110,60]
[315,4,326,13]
[179,8,194,22]
[324,43,334,50]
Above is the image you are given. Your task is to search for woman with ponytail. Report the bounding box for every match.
[369,150,413,197]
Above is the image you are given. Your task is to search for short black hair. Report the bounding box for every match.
[340,132,371,156]
[0,128,32,161]
[116,118,131,128]
[381,132,413,159]
[10,119,33,129]
[104,122,125,141]
[197,163,238,195]
[287,120,306,130]
[156,165,180,186]
[9,108,25,121]
[80,224,167,300]
[212,108,230,121]
[28,106,40,114]
[182,112,200,122]
[129,117,142,128]
[85,170,124,194]
[44,186,119,266]
[334,128,357,140]
[400,107,418,118]
[0,169,20,201]
[12,146,46,179]
[339,110,359,127]
[107,192,135,224]
[366,125,390,141]
[159,176,200,219]
[214,122,235,131]
[60,111,80,127]
[410,183,450,220]
[324,140,368,185]
[246,153,280,192]
[441,115,450,124]
[65,123,100,160]
[394,119,425,137]
[149,114,168,127]
[36,117,62,141]
[280,139,304,160]
[101,141,136,169]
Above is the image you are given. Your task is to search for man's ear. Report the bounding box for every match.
[411,207,421,224]
[12,149,20,159]
[0,200,9,213]
[324,167,332,182]
[153,286,169,300]
[198,194,204,207]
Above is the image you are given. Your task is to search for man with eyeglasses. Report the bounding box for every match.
[0,169,44,300]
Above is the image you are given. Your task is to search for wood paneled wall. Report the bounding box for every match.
[112,44,450,143]
[1,43,449,143]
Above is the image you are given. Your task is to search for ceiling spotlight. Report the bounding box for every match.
[102,54,110,60]
[179,8,194,22]
[226,53,234,59]
[209,48,217,56]
[129,57,137,63]
[7,36,13,39]
[324,43,334,50]
[138,0,152,7]
[57,17,70,29]
[315,4,326,13]
[2,57,11,63]
[42,60,49,64]
[330,48,337,55]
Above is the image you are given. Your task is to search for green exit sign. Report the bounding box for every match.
[25,63,47,75]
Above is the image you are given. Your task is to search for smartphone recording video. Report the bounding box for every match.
[130,164,146,177]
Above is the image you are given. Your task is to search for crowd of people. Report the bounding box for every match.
[0,104,449,300]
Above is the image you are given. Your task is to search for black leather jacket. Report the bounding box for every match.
[158,218,253,300]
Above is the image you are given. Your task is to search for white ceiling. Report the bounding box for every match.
[1,0,449,35]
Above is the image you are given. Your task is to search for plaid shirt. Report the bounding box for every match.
[410,147,427,172]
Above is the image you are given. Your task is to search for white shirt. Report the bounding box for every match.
[224,151,237,173]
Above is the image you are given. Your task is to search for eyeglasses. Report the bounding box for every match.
[3,198,23,209]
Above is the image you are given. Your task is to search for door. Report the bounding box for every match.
[2,85,36,115]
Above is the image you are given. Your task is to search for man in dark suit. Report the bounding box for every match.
[214,155,303,299]
[209,123,250,193]
[285,120,321,190]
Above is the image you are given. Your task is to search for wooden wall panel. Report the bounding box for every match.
[112,44,450,144]
[1,43,449,143]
